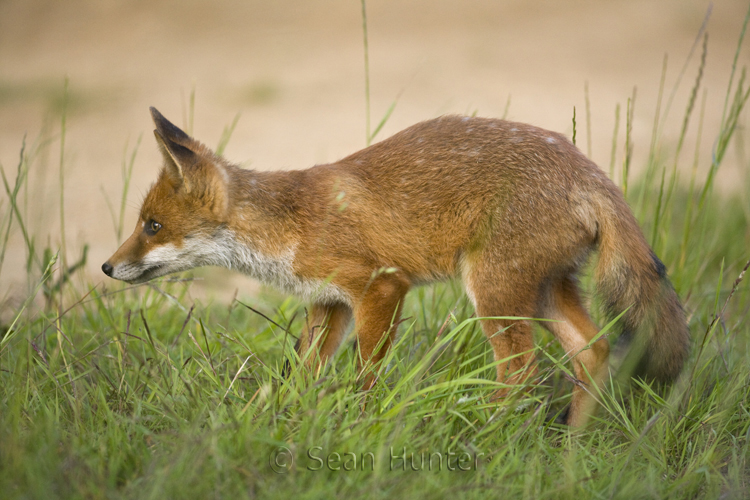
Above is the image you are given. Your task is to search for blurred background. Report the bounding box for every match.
[1,0,748,308]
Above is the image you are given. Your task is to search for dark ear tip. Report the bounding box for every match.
[149,107,190,141]
[150,106,168,127]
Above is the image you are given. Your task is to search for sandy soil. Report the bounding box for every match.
[0,0,748,307]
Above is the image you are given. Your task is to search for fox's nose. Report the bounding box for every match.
[101,262,113,276]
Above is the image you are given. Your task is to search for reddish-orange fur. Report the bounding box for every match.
[103,108,690,426]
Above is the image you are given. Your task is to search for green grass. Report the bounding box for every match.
[2,10,750,500]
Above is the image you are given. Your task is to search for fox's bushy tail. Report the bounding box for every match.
[593,187,690,381]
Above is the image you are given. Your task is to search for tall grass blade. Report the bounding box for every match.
[361,0,372,145]
[609,103,620,179]
[58,77,69,271]
[571,106,577,146]
[584,81,592,158]
[369,100,396,144]
[622,88,636,195]
[216,112,241,156]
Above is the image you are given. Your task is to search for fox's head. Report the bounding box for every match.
[102,108,232,284]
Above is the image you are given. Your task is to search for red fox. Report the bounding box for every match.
[103,107,690,426]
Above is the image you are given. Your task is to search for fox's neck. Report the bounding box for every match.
[227,166,305,243]
[216,166,305,269]
[213,166,348,303]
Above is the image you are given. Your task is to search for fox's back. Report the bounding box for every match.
[301,115,609,281]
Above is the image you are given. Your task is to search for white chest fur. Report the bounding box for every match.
[212,229,352,306]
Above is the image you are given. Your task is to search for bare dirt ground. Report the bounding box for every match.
[1,0,748,307]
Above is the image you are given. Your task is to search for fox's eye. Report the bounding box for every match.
[146,220,162,235]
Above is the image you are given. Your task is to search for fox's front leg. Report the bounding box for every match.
[352,274,410,389]
[294,302,353,372]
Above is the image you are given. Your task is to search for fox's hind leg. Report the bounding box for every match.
[538,274,609,427]
[295,302,352,372]
[464,262,540,397]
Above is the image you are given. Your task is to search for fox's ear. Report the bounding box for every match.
[149,107,203,192]
[153,129,197,193]
[149,107,228,218]
[150,107,191,144]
